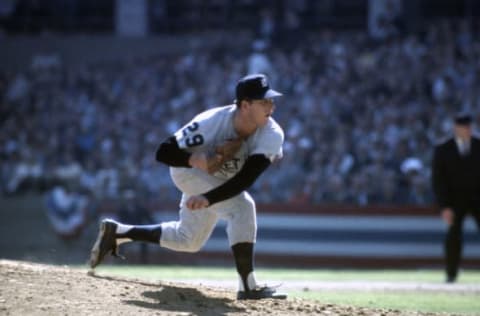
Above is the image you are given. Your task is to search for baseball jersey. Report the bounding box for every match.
[174,105,284,180]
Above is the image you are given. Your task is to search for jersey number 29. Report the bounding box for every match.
[182,122,204,147]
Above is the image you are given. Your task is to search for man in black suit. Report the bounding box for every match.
[432,112,480,283]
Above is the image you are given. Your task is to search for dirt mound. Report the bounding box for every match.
[0,260,447,316]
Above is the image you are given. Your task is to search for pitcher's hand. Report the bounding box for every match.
[441,208,454,226]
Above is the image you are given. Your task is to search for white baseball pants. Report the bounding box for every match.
[159,167,257,252]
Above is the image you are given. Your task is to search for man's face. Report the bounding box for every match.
[246,99,275,127]
[454,124,472,141]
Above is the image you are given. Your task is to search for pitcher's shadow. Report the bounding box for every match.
[89,272,245,316]
[124,285,246,316]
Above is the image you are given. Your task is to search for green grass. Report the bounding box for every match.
[93,265,480,283]
[295,291,480,315]
[87,265,480,315]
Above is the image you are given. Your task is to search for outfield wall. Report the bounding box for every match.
[2,196,479,268]
[99,201,480,269]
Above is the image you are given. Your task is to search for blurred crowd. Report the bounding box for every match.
[1,19,480,207]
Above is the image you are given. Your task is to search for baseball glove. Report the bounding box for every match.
[206,137,243,174]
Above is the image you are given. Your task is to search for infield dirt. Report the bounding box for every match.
[0,259,459,316]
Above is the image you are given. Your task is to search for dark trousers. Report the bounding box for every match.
[445,210,480,279]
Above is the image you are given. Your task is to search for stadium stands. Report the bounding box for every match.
[2,18,479,207]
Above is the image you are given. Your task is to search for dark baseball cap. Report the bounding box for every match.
[454,111,472,125]
[235,74,282,101]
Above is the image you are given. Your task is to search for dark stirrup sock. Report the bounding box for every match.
[232,242,254,291]
[117,225,162,244]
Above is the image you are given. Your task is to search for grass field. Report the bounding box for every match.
[90,265,480,315]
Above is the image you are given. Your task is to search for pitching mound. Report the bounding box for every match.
[1,260,446,316]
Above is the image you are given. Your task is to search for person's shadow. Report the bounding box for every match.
[125,286,246,316]
[90,274,245,316]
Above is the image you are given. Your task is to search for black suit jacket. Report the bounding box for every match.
[432,136,480,212]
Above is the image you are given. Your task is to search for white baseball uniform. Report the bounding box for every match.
[159,104,284,252]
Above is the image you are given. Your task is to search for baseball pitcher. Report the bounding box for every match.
[89,73,287,300]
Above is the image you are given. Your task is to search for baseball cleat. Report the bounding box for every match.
[89,219,123,269]
[237,286,288,300]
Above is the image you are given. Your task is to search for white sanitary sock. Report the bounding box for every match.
[238,271,258,292]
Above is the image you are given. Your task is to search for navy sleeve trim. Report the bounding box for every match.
[155,136,192,167]
[203,154,271,206]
